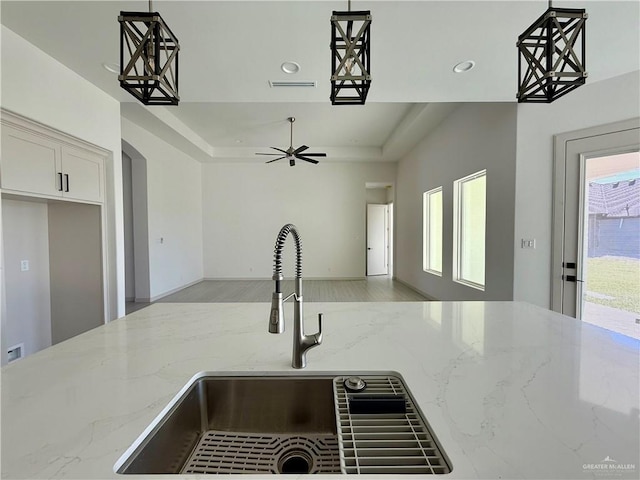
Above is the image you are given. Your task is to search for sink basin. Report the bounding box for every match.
[115,372,451,475]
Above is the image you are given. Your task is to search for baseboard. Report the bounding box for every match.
[202,277,365,281]
[394,277,438,301]
[203,277,271,281]
[144,278,204,303]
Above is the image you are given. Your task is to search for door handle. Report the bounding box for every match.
[367,247,372,250]
[563,275,584,283]
[58,172,63,191]
[64,174,69,192]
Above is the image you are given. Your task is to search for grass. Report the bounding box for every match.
[586,256,640,314]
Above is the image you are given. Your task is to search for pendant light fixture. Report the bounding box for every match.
[330,0,371,105]
[119,1,180,105]
[517,0,587,103]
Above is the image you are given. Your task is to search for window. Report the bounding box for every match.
[453,170,486,290]
[423,187,443,275]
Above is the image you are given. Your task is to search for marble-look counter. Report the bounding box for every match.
[1,301,639,479]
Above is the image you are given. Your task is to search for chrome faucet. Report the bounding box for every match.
[268,224,322,369]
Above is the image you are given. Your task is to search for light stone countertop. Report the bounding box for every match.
[1,301,639,479]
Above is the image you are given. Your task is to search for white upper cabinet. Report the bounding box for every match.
[1,127,62,197]
[1,113,106,204]
[61,146,104,203]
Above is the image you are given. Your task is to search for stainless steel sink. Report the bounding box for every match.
[116,375,340,474]
[115,373,451,475]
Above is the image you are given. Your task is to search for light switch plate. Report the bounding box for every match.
[20,260,29,271]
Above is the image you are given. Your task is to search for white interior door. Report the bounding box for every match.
[553,120,639,338]
[367,204,388,276]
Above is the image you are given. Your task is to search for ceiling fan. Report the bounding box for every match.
[256,117,327,166]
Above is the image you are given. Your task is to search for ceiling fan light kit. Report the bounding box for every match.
[330,9,372,105]
[517,1,587,103]
[118,4,180,105]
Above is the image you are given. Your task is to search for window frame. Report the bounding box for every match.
[453,169,486,291]
[422,186,443,276]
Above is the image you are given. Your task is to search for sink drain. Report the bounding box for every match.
[181,431,340,474]
[278,449,313,474]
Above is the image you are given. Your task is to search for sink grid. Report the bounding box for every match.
[181,430,341,474]
[333,375,451,474]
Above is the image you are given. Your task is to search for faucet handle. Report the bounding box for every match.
[314,313,323,344]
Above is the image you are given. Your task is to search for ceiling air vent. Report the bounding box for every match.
[269,81,317,88]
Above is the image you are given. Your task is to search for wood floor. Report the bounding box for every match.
[126,277,427,314]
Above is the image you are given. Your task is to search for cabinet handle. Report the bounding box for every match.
[58,172,63,191]
[64,174,69,192]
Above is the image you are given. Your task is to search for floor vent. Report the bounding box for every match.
[269,80,317,88]
[333,375,451,474]
[7,343,24,363]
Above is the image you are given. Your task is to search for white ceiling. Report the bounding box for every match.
[2,0,639,162]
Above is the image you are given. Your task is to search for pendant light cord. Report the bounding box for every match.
[149,0,153,12]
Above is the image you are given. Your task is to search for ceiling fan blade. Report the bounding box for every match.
[293,145,309,154]
[256,153,285,156]
[296,155,319,164]
[265,156,286,163]
[270,147,288,154]
[299,152,327,157]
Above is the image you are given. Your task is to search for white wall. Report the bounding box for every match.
[1,26,125,319]
[202,162,397,279]
[515,71,640,308]
[395,103,517,301]
[366,188,388,204]
[2,200,51,362]
[121,118,204,300]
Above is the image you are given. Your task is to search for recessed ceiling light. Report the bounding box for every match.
[453,60,476,73]
[281,61,301,74]
[102,62,120,74]
[235,139,243,144]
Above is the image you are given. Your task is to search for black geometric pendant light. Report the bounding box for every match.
[330,1,371,105]
[119,1,180,105]
[517,1,587,103]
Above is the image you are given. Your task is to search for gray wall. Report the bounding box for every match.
[122,152,135,300]
[48,202,103,344]
[2,199,52,362]
[395,103,517,300]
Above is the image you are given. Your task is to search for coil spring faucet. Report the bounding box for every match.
[269,224,322,369]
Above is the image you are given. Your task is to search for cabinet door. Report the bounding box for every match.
[1,126,62,197]
[61,147,104,203]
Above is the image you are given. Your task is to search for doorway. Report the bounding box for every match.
[553,119,640,339]
[365,183,393,277]
[121,140,150,312]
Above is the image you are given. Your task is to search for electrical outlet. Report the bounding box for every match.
[20,260,29,271]
[521,239,536,249]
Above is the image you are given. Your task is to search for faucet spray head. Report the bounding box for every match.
[269,292,284,333]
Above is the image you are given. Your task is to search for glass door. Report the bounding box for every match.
[580,152,639,338]
[554,121,640,339]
